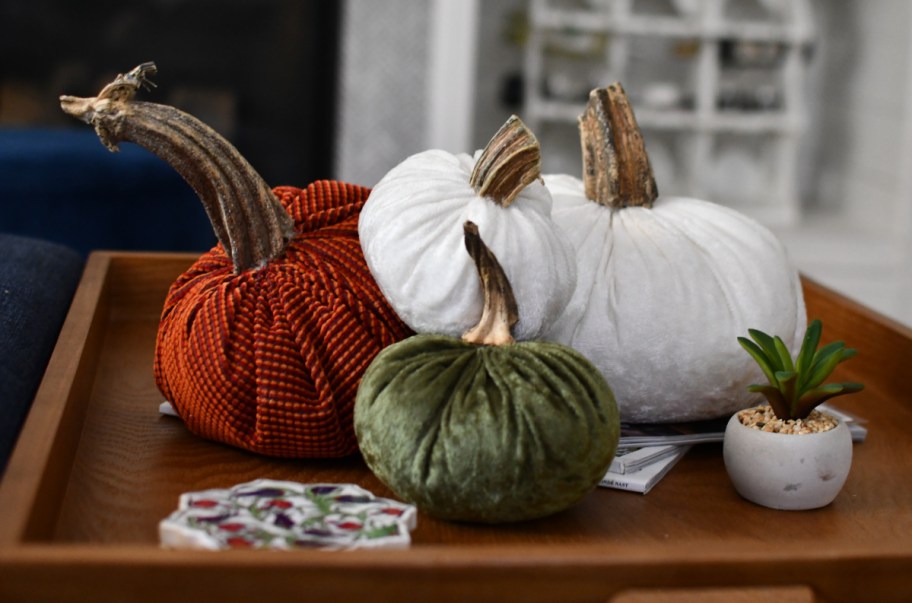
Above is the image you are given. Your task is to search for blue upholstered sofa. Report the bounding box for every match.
[0,127,215,256]
[0,127,216,473]
[0,234,82,473]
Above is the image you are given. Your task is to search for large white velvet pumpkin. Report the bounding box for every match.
[360,116,577,341]
[544,85,806,423]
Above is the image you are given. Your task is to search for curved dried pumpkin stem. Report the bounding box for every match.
[60,62,294,273]
[461,221,518,346]
[469,115,541,208]
[580,83,658,209]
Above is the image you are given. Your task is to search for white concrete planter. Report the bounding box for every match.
[723,409,853,510]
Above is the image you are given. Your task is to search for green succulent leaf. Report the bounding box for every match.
[796,382,843,405]
[809,341,845,368]
[738,337,777,385]
[794,382,864,419]
[740,319,863,421]
[805,342,848,390]
[795,319,821,376]
[748,329,782,371]
[775,370,799,416]
[773,336,796,373]
[838,381,864,394]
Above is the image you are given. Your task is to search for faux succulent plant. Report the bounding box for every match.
[738,319,864,421]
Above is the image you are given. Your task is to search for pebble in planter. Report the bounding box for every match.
[723,319,864,510]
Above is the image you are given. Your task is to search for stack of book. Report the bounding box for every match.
[599,443,692,494]
[599,404,867,494]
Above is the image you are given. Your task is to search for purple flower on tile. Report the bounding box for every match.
[274,513,295,529]
[310,486,339,495]
[193,514,233,524]
[334,495,372,504]
[237,487,286,498]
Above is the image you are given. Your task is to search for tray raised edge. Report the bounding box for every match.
[1,251,910,603]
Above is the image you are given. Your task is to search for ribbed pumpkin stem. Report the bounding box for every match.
[59,62,294,273]
[469,115,541,207]
[580,83,658,208]
[461,221,518,346]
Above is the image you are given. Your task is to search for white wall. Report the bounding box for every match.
[778,0,912,326]
[334,0,430,187]
[335,0,480,186]
[335,0,912,326]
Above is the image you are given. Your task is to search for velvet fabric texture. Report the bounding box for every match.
[155,181,413,458]
[354,334,619,523]
[543,174,806,424]
[359,150,577,341]
[0,234,83,474]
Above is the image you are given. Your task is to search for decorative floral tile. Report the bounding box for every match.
[159,479,417,550]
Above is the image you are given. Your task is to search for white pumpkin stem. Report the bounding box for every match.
[461,221,518,346]
[469,115,541,208]
[60,62,295,273]
[580,83,658,209]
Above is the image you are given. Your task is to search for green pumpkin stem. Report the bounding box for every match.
[469,115,541,208]
[461,221,518,346]
[60,62,294,273]
[579,83,658,209]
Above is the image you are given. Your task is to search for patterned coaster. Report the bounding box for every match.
[159,479,417,550]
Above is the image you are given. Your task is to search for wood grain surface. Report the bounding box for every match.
[0,253,910,602]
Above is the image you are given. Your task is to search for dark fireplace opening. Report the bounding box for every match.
[0,1,341,254]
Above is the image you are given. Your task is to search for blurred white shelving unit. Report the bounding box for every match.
[523,0,815,227]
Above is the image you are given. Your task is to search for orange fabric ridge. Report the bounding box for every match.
[154,180,413,457]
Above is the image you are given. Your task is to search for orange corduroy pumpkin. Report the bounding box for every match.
[61,63,412,457]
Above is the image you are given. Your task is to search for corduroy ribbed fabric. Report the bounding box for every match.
[154,180,413,457]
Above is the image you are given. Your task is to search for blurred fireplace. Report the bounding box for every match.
[0,0,341,185]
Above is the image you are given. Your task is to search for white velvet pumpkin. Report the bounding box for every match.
[359,120,577,341]
[544,174,806,423]
[541,84,806,423]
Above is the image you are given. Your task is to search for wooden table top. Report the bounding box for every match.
[1,252,910,602]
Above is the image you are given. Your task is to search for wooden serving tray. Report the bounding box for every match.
[1,252,910,602]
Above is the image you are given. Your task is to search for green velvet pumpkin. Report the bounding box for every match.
[354,223,619,523]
